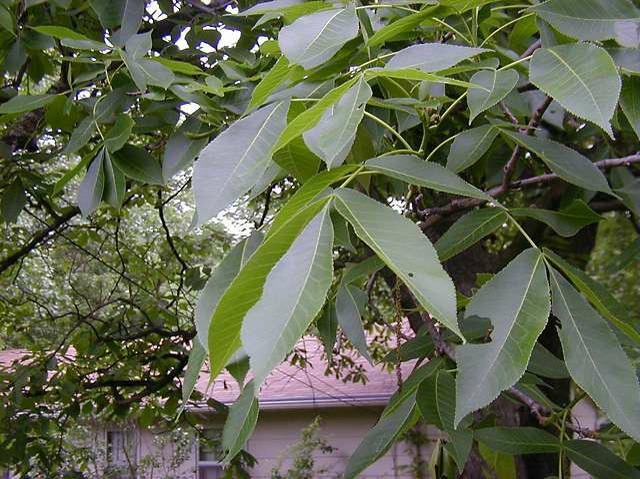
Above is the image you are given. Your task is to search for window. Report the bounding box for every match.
[106,429,137,479]
[198,429,224,479]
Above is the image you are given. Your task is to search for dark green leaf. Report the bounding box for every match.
[549,268,640,441]
[468,69,519,122]
[193,101,289,224]
[531,0,640,42]
[345,394,418,479]
[500,131,612,194]
[365,155,493,201]
[435,208,507,261]
[475,427,560,455]
[221,380,259,464]
[334,188,461,338]
[77,150,105,217]
[565,440,640,479]
[241,207,334,387]
[279,6,359,69]
[456,249,550,426]
[386,43,488,72]
[1,178,27,223]
[447,125,499,173]
[510,200,602,238]
[336,284,372,363]
[112,144,163,185]
[529,44,620,137]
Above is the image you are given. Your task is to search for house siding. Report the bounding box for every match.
[123,406,435,478]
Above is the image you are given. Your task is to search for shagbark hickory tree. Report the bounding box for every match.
[1,0,640,477]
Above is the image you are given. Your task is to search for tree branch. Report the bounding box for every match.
[0,207,80,275]
[420,153,640,229]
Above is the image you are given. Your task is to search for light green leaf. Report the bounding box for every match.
[335,284,372,363]
[182,341,206,403]
[529,44,621,137]
[273,76,360,152]
[531,0,640,42]
[195,233,263,350]
[103,114,133,152]
[193,101,289,225]
[102,150,126,209]
[436,208,508,262]
[1,179,27,223]
[112,144,163,185]
[365,155,493,202]
[365,68,478,89]
[63,117,96,155]
[334,188,461,338]
[478,443,516,479]
[248,56,290,111]
[543,248,640,345]
[239,0,330,18]
[77,150,105,217]
[304,77,372,168]
[510,200,602,238]
[621,76,640,141]
[267,166,356,239]
[474,427,560,455]
[341,255,385,287]
[31,25,96,42]
[447,125,499,173]
[387,43,488,72]
[500,130,612,194]
[345,393,418,479]
[208,198,331,379]
[221,380,259,464]
[549,268,640,442]
[455,249,550,426]
[367,6,437,47]
[152,58,203,76]
[565,440,640,479]
[468,69,519,122]
[279,6,359,70]
[242,207,333,387]
[0,94,57,114]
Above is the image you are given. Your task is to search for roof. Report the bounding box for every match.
[195,337,414,410]
[0,338,415,411]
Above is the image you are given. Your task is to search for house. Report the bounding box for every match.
[0,341,602,478]
[0,339,432,478]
